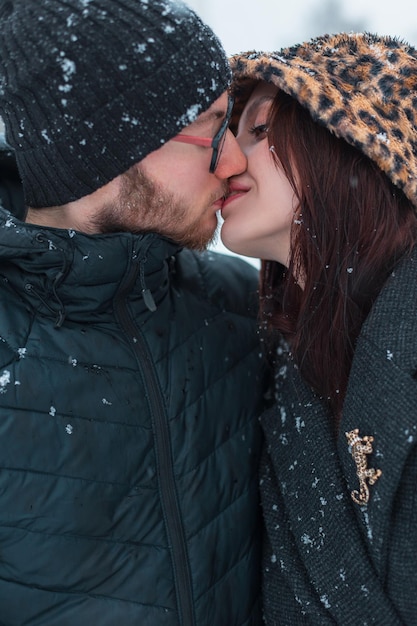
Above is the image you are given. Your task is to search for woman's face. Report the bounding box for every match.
[220,82,297,266]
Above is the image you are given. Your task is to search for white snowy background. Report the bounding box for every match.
[187,0,417,267]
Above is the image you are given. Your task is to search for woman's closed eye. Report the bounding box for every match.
[249,123,269,139]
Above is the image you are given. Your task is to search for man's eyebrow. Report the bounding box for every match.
[193,107,226,127]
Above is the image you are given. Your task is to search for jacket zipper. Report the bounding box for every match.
[114,254,196,626]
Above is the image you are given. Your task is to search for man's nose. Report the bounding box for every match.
[214,129,247,179]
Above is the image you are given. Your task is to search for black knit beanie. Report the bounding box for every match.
[0,0,231,207]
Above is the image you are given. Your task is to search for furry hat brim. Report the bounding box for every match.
[230,33,417,206]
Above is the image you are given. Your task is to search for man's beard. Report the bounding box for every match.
[88,164,221,251]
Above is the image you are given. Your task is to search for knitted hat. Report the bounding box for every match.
[0,0,231,208]
[230,33,417,207]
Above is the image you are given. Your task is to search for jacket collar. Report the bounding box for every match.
[0,208,180,323]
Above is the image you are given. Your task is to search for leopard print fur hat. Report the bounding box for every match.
[230,32,417,206]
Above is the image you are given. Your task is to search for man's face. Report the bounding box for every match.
[92,91,247,250]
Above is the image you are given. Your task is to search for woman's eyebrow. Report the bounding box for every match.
[244,95,275,121]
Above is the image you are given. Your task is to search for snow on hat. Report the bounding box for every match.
[0,0,230,207]
[230,32,417,207]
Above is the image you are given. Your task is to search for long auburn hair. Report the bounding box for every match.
[261,89,417,416]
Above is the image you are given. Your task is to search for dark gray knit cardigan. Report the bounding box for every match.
[260,252,417,625]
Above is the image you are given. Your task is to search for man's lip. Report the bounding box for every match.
[213,196,226,209]
[222,185,250,210]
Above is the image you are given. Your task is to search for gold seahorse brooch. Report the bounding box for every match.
[345,429,382,506]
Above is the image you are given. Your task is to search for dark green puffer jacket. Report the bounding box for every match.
[0,208,264,626]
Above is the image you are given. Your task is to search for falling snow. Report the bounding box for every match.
[41,130,52,144]
[0,370,10,393]
[376,132,389,144]
[58,55,76,83]
[320,595,331,609]
[180,104,200,125]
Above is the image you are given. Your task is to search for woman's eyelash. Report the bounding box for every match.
[249,123,269,138]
